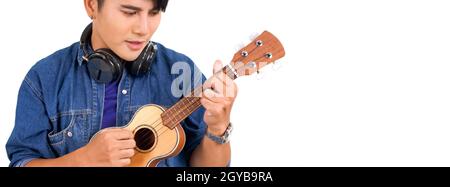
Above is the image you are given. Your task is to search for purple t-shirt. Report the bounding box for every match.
[101,80,119,129]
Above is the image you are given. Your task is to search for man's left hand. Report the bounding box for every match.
[201,60,238,136]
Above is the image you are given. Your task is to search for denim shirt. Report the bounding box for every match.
[6,42,207,167]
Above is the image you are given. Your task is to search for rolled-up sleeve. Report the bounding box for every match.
[183,111,208,156]
[6,75,55,167]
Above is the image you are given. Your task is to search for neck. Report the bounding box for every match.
[90,26,107,51]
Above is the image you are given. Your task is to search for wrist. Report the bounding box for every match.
[70,146,89,166]
[205,122,233,144]
[207,125,228,136]
[25,147,87,167]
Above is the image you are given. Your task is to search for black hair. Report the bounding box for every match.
[97,0,169,12]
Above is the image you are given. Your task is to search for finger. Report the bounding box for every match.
[201,98,226,116]
[207,74,236,99]
[209,77,226,95]
[200,97,215,109]
[97,128,133,142]
[99,127,123,134]
[222,73,236,88]
[203,75,227,94]
[210,72,236,98]
[117,139,136,150]
[223,78,238,98]
[111,129,134,140]
[116,158,131,167]
[203,88,217,98]
[213,60,223,74]
[119,148,135,159]
[203,89,224,103]
[203,78,214,91]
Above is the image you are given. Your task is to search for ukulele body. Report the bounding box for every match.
[91,104,186,167]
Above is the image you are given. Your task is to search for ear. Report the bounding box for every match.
[84,0,98,19]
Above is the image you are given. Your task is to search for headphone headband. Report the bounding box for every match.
[80,23,93,62]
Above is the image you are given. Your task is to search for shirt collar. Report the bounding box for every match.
[77,40,95,66]
[77,42,85,66]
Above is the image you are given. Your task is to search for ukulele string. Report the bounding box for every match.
[137,54,273,147]
[136,37,282,148]
[135,66,240,147]
[137,71,231,147]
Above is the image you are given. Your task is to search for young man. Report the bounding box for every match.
[6,0,237,167]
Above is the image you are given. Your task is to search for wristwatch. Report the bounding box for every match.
[206,123,233,144]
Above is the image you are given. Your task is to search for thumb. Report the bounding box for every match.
[213,60,223,74]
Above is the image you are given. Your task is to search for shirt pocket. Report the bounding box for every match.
[47,110,92,157]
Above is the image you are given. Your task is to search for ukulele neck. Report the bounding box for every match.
[161,65,237,129]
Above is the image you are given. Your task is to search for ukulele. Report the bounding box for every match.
[91,31,285,166]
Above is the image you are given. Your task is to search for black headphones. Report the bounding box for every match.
[80,23,157,83]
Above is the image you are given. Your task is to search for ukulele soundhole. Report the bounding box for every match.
[134,126,157,153]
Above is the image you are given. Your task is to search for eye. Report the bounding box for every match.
[149,10,160,16]
[123,11,137,16]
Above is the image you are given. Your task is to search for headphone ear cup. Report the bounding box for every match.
[87,49,124,83]
[97,48,124,80]
[126,56,148,76]
[126,42,157,76]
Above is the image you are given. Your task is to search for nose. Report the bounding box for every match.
[132,15,150,36]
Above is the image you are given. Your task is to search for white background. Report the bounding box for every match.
[1,0,450,167]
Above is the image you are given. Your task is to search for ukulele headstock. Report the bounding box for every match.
[230,31,285,77]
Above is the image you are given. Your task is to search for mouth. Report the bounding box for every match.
[125,40,146,51]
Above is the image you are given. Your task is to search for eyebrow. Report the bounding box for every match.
[121,5,143,12]
[120,4,159,12]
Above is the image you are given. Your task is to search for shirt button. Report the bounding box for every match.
[67,131,73,137]
[122,90,128,95]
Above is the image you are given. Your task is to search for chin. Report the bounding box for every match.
[122,56,139,62]
[117,51,141,62]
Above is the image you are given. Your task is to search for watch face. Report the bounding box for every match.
[222,123,233,142]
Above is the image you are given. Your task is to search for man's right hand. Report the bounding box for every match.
[79,128,136,167]
[25,128,136,167]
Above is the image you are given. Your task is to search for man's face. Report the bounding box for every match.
[91,0,161,61]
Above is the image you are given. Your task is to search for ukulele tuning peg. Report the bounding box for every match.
[248,61,257,69]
